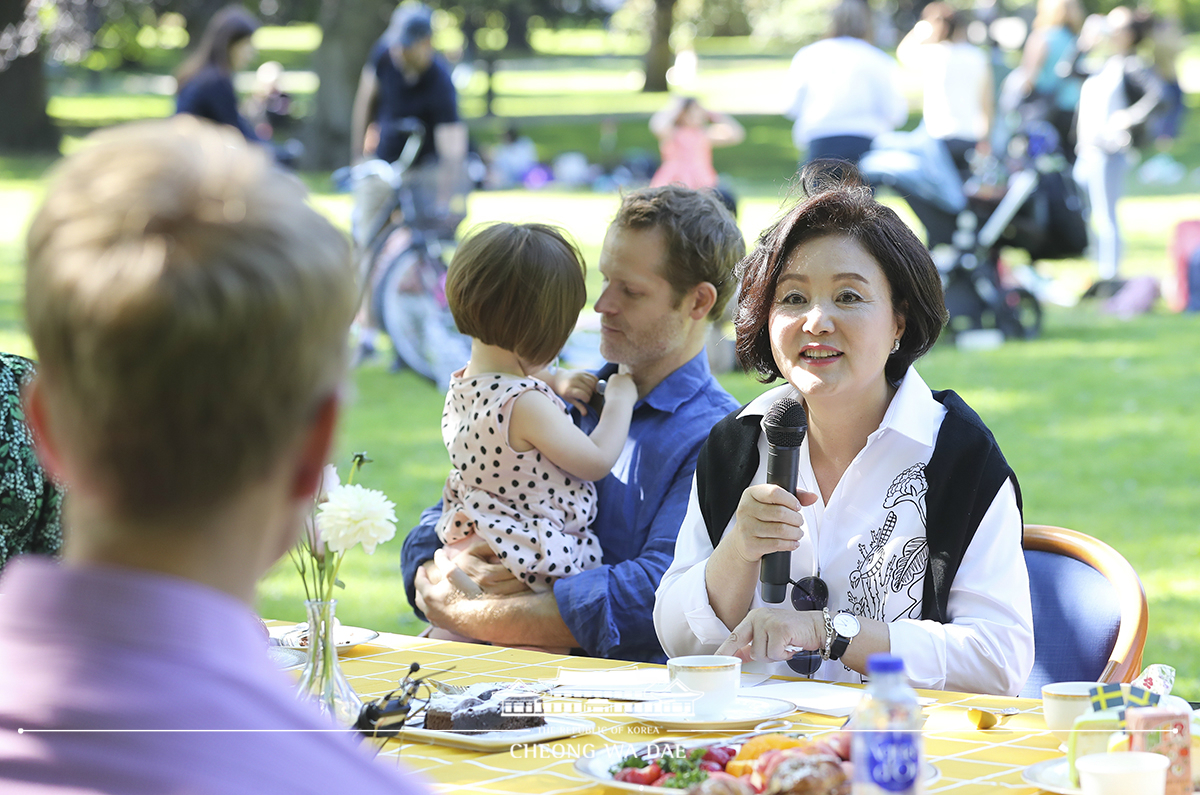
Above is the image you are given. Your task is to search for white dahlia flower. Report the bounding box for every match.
[316,484,398,555]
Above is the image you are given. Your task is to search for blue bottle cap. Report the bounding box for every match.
[866,654,904,674]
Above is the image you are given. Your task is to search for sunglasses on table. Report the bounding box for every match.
[785,575,828,676]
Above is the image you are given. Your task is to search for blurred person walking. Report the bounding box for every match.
[175,5,261,142]
[785,0,908,167]
[1074,7,1163,286]
[897,3,994,176]
[350,3,466,246]
[1016,0,1085,157]
[1137,14,1187,184]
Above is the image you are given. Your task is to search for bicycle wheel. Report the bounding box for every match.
[372,246,470,388]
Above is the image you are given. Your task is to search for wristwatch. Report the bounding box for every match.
[829,612,861,662]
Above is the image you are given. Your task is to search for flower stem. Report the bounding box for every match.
[325,552,346,602]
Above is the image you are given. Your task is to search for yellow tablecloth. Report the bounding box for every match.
[320,632,1064,794]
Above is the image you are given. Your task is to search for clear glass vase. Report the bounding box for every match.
[296,599,362,727]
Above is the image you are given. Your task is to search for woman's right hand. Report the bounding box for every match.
[725,483,820,564]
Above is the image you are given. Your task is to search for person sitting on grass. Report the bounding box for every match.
[428,222,637,647]
[0,117,429,795]
[402,185,744,663]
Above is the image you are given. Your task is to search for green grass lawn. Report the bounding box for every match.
[6,33,1200,699]
[248,186,1200,700]
[3,152,1199,698]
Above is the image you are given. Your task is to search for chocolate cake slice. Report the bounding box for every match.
[422,684,545,733]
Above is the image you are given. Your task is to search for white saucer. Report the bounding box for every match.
[633,695,795,731]
[1021,757,1079,795]
[267,646,308,670]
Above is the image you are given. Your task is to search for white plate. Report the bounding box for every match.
[269,623,380,653]
[1021,757,1079,795]
[633,696,796,731]
[574,739,941,793]
[400,715,595,753]
[267,646,308,670]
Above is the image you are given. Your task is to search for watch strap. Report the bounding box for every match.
[820,607,834,661]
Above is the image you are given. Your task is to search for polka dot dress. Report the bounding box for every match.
[434,371,602,592]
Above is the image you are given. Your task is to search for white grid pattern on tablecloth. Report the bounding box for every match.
[293,630,1064,795]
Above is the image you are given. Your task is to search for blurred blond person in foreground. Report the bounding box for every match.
[0,117,429,795]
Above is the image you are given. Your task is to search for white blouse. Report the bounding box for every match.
[785,37,909,147]
[653,369,1034,696]
[898,41,990,142]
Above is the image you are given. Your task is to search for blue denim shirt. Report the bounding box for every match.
[401,350,738,662]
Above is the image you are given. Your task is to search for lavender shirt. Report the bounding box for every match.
[0,556,430,795]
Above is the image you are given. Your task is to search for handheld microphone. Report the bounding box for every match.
[760,396,807,604]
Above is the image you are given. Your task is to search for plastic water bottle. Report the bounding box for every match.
[852,654,923,794]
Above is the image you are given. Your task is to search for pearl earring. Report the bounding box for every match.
[891,339,900,354]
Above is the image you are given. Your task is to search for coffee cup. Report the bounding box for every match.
[1075,752,1168,795]
[667,655,740,720]
[1042,681,1100,743]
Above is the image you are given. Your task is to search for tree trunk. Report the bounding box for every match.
[506,9,532,54]
[0,0,59,153]
[642,0,674,92]
[302,0,393,169]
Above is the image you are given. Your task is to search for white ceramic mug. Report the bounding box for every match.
[1041,681,1101,743]
[1075,752,1168,795]
[667,655,740,720]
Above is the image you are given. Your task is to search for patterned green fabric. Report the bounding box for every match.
[0,353,64,570]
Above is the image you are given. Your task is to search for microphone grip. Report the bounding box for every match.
[760,444,800,604]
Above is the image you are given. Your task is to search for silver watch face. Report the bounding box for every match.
[833,612,860,637]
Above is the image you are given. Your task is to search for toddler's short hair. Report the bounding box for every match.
[445,223,586,367]
[25,117,355,520]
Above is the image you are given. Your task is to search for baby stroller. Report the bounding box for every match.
[860,119,1088,340]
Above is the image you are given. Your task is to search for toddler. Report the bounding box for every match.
[432,222,636,631]
[649,97,744,214]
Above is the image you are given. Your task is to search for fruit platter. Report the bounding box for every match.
[574,731,856,794]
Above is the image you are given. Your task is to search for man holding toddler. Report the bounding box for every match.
[402,185,745,663]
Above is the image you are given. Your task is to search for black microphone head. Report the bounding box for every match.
[764,396,806,447]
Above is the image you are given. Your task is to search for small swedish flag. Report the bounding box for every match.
[1090,683,1125,712]
[1124,685,1160,708]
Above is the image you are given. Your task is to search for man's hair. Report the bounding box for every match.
[610,185,745,320]
[830,0,873,42]
[25,117,355,521]
[445,222,587,366]
[735,162,948,386]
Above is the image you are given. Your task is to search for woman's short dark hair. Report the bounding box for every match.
[446,222,587,366]
[734,163,948,385]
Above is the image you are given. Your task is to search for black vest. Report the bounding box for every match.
[694,390,1022,623]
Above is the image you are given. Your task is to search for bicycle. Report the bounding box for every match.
[351,119,471,389]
